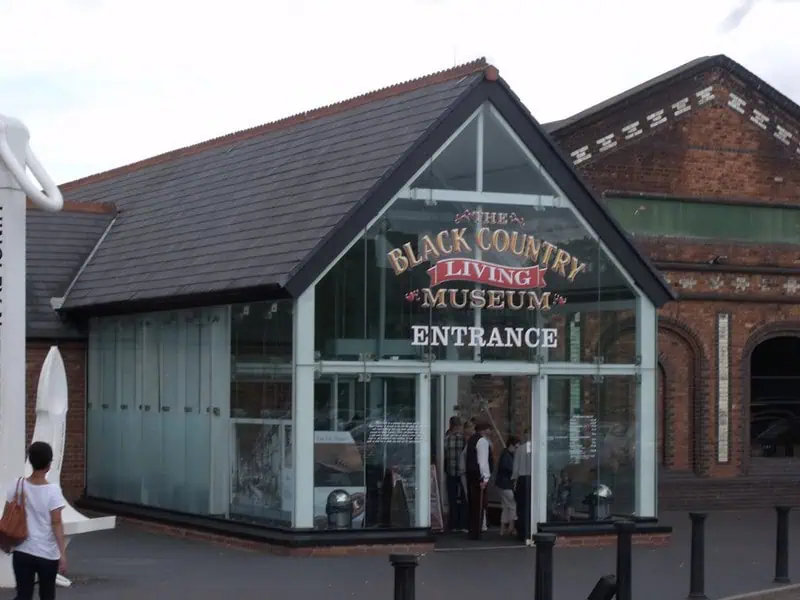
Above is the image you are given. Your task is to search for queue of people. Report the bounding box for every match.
[443,416,532,541]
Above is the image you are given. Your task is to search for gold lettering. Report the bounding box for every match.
[387,248,409,275]
[476,227,491,252]
[527,291,551,311]
[506,291,524,310]
[402,242,423,268]
[524,236,542,262]
[487,290,505,309]
[492,229,510,253]
[421,288,447,308]
[451,228,471,253]
[469,289,486,308]
[498,212,509,225]
[436,230,453,255]
[510,232,526,256]
[567,257,587,282]
[551,249,571,278]
[449,288,468,309]
[420,235,440,262]
[541,241,557,266]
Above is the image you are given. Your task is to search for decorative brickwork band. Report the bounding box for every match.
[716,314,731,464]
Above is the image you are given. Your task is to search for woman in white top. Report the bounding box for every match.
[4,442,67,600]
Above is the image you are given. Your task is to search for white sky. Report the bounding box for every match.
[1,0,798,184]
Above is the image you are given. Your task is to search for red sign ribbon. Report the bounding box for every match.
[427,258,547,289]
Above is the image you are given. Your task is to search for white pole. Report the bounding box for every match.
[0,115,62,587]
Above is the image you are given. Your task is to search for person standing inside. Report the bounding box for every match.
[443,416,467,532]
[465,422,492,540]
[459,420,475,525]
[4,441,67,600]
[512,427,532,541]
[496,436,520,536]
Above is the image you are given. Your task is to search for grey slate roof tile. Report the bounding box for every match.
[26,210,113,338]
[62,73,480,308]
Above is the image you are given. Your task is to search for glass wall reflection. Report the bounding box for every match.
[313,376,420,529]
[229,300,294,527]
[546,375,637,522]
[315,197,640,364]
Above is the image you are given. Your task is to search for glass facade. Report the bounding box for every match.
[87,307,231,515]
[312,376,420,529]
[229,300,294,526]
[86,301,295,526]
[546,375,637,521]
[86,102,658,536]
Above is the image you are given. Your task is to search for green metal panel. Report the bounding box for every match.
[606,197,800,244]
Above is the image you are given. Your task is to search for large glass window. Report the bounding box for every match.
[316,106,642,366]
[229,300,294,527]
[546,375,637,522]
[607,196,800,244]
[411,116,478,191]
[310,100,655,535]
[750,337,800,458]
[316,196,639,364]
[86,307,230,516]
[313,375,420,529]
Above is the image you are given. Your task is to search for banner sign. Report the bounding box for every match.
[386,210,589,349]
[388,210,587,314]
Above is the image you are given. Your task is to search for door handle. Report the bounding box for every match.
[212,407,220,417]
[161,406,171,412]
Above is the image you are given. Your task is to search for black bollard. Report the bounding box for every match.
[615,520,635,600]
[389,554,419,600]
[534,532,557,600]
[775,506,791,584]
[688,512,708,600]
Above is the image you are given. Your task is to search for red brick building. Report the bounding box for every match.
[548,55,800,509]
[28,54,800,521]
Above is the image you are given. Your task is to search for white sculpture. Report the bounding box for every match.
[0,115,113,589]
[27,347,116,588]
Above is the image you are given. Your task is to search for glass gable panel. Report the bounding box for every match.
[316,103,644,366]
[410,116,478,191]
[482,108,558,195]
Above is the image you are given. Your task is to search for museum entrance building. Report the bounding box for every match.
[70,61,674,551]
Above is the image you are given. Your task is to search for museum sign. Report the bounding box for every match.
[385,210,589,349]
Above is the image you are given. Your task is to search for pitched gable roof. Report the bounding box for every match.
[60,59,675,312]
[27,201,115,338]
[545,55,800,169]
[280,72,675,307]
[61,60,489,311]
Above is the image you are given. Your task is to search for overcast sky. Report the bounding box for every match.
[2,0,798,184]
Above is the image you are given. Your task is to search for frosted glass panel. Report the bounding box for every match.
[86,324,103,498]
[98,323,119,501]
[159,315,187,512]
[117,320,142,504]
[86,306,231,516]
[185,317,213,515]
[140,319,163,507]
